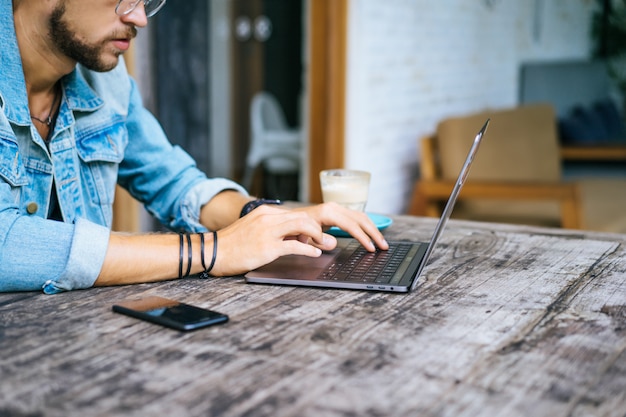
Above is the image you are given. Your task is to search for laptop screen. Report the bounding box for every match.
[410,118,489,290]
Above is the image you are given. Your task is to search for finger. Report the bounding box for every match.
[354,216,389,250]
[305,233,337,251]
[272,211,326,245]
[290,203,388,251]
[279,239,323,258]
[342,226,378,252]
[320,206,388,251]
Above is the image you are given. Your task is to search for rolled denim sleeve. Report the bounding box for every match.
[41,218,109,294]
[173,178,248,233]
[0,205,109,294]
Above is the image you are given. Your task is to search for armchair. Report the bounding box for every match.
[409,104,626,233]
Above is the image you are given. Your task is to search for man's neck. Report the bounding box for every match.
[13,1,74,96]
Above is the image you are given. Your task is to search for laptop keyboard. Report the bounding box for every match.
[319,241,413,284]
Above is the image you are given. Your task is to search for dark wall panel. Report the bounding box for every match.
[154,2,211,174]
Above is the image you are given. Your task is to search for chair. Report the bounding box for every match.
[408,103,626,233]
[242,92,302,191]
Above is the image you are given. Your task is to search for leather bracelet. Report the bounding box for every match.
[199,231,218,279]
[178,233,184,279]
[239,199,282,218]
[184,233,192,278]
[200,233,207,272]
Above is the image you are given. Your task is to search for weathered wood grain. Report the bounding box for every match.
[0,217,624,417]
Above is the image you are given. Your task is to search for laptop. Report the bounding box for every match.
[245,119,490,293]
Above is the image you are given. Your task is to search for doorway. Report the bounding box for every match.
[230,0,303,200]
[152,0,303,201]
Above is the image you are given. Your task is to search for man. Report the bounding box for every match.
[0,0,388,294]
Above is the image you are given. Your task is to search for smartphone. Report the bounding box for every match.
[112,296,229,331]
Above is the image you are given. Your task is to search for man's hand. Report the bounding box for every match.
[210,202,389,276]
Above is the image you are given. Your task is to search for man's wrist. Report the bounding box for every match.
[239,199,282,218]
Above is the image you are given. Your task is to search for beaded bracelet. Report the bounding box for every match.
[199,231,218,279]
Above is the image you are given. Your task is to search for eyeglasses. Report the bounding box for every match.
[115,0,167,18]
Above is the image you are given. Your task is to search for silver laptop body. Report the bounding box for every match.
[245,119,489,292]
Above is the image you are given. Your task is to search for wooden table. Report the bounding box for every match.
[1,216,625,417]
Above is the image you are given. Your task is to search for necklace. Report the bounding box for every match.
[31,86,60,127]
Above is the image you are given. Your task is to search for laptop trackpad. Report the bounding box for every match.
[245,249,338,281]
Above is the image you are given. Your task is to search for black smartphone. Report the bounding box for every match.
[112,296,229,331]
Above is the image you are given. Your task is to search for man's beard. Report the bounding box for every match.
[49,4,137,72]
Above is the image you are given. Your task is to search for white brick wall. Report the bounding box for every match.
[344,0,596,214]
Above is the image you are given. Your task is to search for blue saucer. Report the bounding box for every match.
[327,213,393,238]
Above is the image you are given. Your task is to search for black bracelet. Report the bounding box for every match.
[178,233,184,279]
[200,231,218,279]
[240,199,282,218]
[184,233,192,277]
[200,232,207,271]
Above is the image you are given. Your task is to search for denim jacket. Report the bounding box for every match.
[0,3,246,293]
